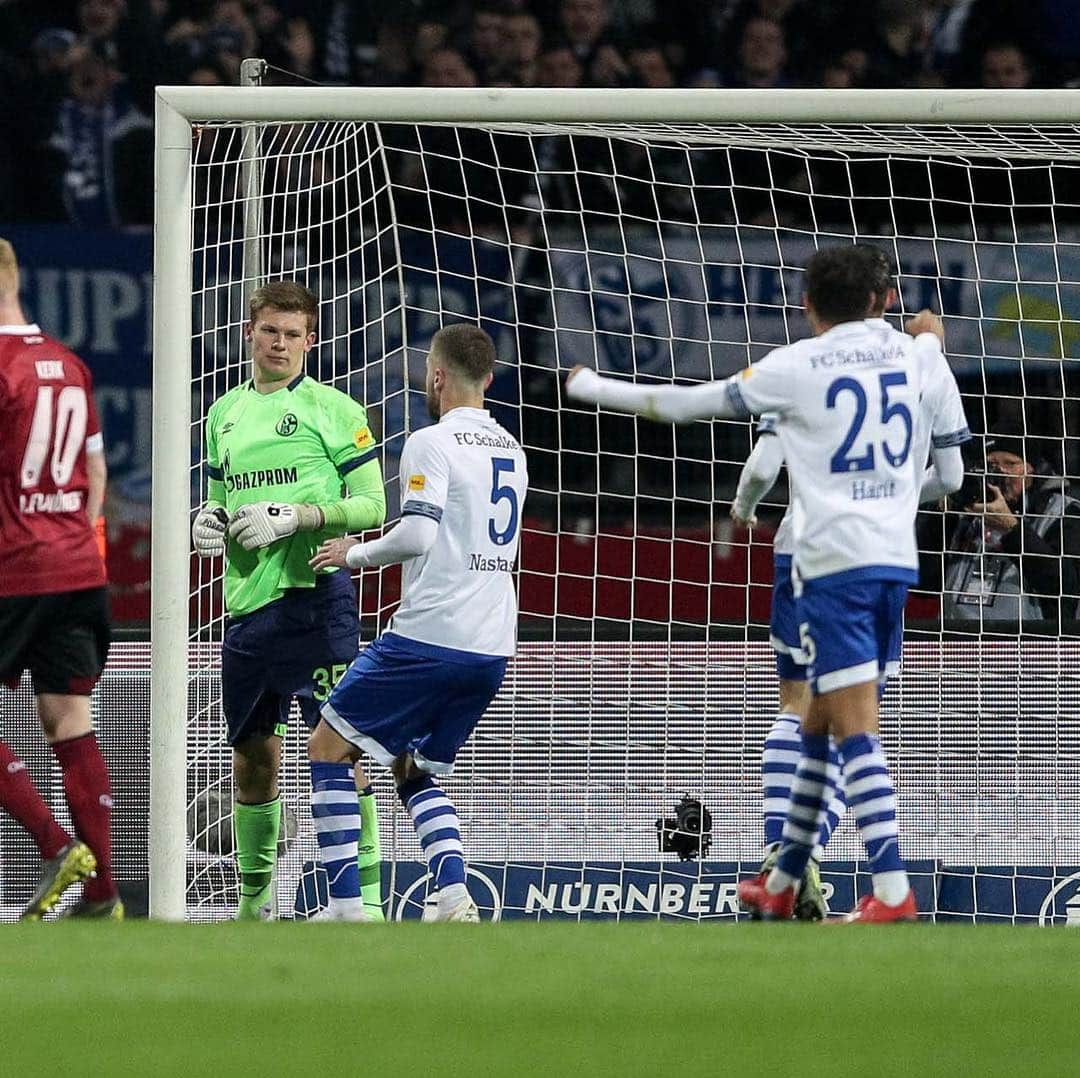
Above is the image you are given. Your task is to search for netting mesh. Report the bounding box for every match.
[5,638,1079,921]
[176,116,1080,922]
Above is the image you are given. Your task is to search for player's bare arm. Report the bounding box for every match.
[309,536,361,571]
[310,515,439,572]
[86,449,107,523]
[904,308,945,344]
[566,363,588,389]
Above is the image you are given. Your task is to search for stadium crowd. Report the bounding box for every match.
[1,0,1078,227]
[1,0,1078,629]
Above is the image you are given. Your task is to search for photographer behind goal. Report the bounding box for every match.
[917,432,1080,625]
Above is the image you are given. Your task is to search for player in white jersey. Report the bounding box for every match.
[735,350,965,918]
[733,260,928,918]
[567,245,968,922]
[733,414,844,920]
[305,324,528,922]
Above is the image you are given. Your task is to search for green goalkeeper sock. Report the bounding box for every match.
[357,784,384,921]
[234,798,280,920]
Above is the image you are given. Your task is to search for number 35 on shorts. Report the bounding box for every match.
[312,663,348,702]
[799,623,817,665]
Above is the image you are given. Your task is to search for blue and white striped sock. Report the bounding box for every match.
[814,740,847,857]
[761,713,802,849]
[399,776,467,906]
[839,732,909,906]
[768,733,830,893]
[310,761,364,917]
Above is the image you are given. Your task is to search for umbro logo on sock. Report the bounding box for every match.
[99,795,113,807]
[7,760,26,774]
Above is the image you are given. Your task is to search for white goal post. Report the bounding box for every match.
[152,87,1080,922]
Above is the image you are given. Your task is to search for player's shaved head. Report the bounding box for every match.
[0,238,19,299]
[249,280,318,332]
[431,323,496,385]
[804,245,896,326]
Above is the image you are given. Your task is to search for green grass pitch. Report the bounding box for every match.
[4,922,1077,1076]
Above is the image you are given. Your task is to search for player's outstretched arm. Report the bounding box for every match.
[731,434,785,527]
[310,515,440,571]
[565,364,743,423]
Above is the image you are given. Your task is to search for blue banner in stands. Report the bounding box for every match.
[1,223,152,488]
[6,223,1077,496]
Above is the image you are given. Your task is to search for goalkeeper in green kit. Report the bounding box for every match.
[192,281,387,920]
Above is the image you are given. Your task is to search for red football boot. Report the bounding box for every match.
[738,872,797,920]
[841,890,918,923]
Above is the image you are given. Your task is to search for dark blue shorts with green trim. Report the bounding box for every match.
[221,570,359,746]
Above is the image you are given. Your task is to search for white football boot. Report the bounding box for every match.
[432,896,481,923]
[307,899,369,923]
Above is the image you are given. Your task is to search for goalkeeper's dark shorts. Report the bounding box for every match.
[221,570,359,746]
[0,586,111,696]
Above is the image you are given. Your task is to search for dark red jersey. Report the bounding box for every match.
[0,324,106,596]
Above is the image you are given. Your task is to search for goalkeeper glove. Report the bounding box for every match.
[228,502,323,551]
[192,505,229,557]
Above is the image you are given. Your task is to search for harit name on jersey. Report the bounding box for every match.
[453,431,520,450]
[226,466,299,492]
[469,552,515,572]
[850,478,897,500]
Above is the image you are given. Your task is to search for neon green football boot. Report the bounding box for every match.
[19,841,98,921]
[795,858,829,922]
[59,896,125,920]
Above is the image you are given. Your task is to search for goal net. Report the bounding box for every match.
[147,88,1080,925]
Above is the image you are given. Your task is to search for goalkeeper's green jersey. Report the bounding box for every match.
[205,373,385,617]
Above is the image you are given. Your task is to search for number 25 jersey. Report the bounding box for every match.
[732,318,969,583]
[390,406,528,657]
[0,325,106,596]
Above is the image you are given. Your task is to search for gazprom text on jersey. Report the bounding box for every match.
[225,467,299,492]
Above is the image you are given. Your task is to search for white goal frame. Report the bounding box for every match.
[150,86,1078,921]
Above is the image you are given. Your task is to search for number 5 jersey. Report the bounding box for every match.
[390,406,528,657]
